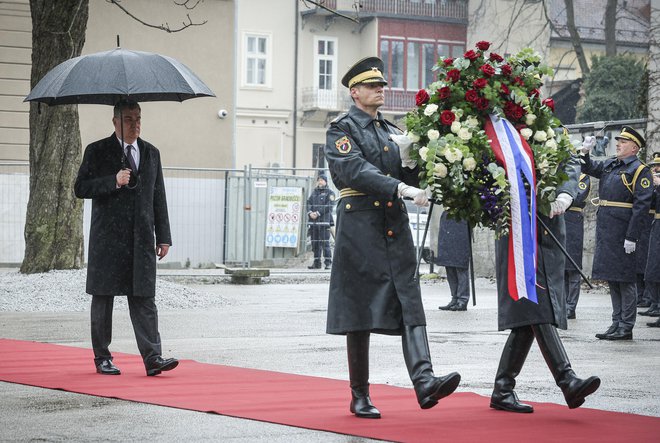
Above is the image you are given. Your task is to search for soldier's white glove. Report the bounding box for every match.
[392,134,416,169]
[398,183,429,207]
[549,193,573,218]
[624,239,636,254]
[580,136,596,155]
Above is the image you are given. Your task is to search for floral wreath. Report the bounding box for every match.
[404,41,575,237]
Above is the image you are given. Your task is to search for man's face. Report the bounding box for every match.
[113,107,141,144]
[351,83,385,110]
[317,178,327,187]
[615,138,638,160]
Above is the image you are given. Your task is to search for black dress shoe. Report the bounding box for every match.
[308,263,321,269]
[324,263,332,270]
[439,300,457,311]
[490,390,534,413]
[638,308,659,316]
[595,324,618,339]
[450,303,467,311]
[567,311,576,319]
[647,318,660,327]
[637,301,651,308]
[603,328,633,341]
[146,357,179,376]
[96,359,121,375]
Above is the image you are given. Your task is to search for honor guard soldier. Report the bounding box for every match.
[581,126,654,340]
[324,56,460,418]
[643,152,660,326]
[564,172,591,319]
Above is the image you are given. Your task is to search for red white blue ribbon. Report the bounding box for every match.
[485,115,538,303]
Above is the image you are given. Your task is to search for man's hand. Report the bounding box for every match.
[156,244,170,260]
[580,136,596,155]
[392,134,416,169]
[308,211,319,220]
[116,168,131,187]
[549,193,573,218]
[624,239,636,254]
[398,183,429,207]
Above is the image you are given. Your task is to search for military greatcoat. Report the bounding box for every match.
[564,173,590,271]
[495,155,581,331]
[75,133,171,298]
[645,186,660,283]
[582,154,654,282]
[324,105,425,335]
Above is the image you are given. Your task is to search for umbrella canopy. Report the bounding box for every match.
[25,47,215,105]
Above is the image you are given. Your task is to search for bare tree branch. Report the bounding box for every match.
[300,0,361,24]
[174,0,203,10]
[107,0,207,33]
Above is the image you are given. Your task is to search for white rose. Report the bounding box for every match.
[520,128,533,140]
[424,103,439,116]
[538,159,549,174]
[434,162,448,178]
[466,116,479,128]
[525,114,537,126]
[458,127,472,141]
[450,121,461,134]
[533,130,547,142]
[462,157,477,171]
[547,127,556,137]
[545,138,557,150]
[427,129,440,140]
[419,146,429,161]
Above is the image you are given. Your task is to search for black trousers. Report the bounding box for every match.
[91,295,161,366]
[310,225,332,265]
[446,266,469,304]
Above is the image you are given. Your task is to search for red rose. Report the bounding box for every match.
[543,98,555,111]
[476,41,491,51]
[504,101,525,121]
[476,97,490,111]
[415,89,430,106]
[473,78,488,89]
[443,57,454,66]
[489,52,504,62]
[438,86,451,99]
[514,76,525,87]
[464,50,479,61]
[446,69,461,83]
[440,110,455,125]
[529,89,541,98]
[500,83,510,95]
[465,89,479,103]
[501,64,512,76]
[480,64,496,77]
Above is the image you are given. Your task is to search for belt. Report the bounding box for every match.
[568,207,583,212]
[656,213,660,220]
[339,188,366,198]
[598,200,633,209]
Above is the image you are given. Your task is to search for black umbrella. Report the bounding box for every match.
[24,45,215,187]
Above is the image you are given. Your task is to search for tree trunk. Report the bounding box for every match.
[604,0,618,56]
[647,0,660,162]
[563,0,590,75]
[21,0,89,274]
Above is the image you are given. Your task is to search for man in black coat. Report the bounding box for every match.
[435,211,471,311]
[307,174,335,269]
[490,153,600,414]
[74,100,178,376]
[564,173,590,319]
[325,56,460,419]
[581,127,654,340]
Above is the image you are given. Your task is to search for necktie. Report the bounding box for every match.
[125,145,138,172]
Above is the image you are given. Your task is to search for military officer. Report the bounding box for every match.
[564,173,590,319]
[436,210,471,311]
[324,56,460,419]
[307,174,335,270]
[644,153,660,326]
[581,127,654,340]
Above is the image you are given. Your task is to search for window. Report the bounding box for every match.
[316,38,336,91]
[381,39,404,89]
[244,33,270,87]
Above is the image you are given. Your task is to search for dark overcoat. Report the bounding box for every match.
[325,105,425,335]
[435,211,470,269]
[645,186,660,283]
[495,155,581,331]
[564,173,590,271]
[307,186,335,226]
[582,154,653,282]
[74,134,171,297]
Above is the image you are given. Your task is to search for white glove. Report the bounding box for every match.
[549,192,573,218]
[392,134,416,169]
[398,182,429,207]
[580,136,596,155]
[624,239,636,254]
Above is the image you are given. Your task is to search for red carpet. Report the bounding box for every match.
[1,338,658,442]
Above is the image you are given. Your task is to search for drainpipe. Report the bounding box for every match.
[292,0,299,167]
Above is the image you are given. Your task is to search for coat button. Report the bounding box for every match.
[383,146,389,152]
[345,203,352,210]
[387,230,394,237]
[374,201,380,207]
[387,201,393,208]
[375,121,381,127]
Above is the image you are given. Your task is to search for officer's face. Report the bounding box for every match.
[615,138,638,160]
[351,83,385,110]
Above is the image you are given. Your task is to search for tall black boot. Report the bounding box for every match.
[347,331,381,418]
[532,324,601,409]
[490,326,535,413]
[402,325,461,409]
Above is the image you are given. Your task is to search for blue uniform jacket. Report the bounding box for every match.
[564,174,590,271]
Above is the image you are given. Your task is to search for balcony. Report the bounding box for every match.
[301,87,416,115]
[303,0,468,21]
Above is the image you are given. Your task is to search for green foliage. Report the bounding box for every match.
[577,55,646,123]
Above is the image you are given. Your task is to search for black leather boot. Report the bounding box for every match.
[402,325,461,409]
[490,326,535,413]
[532,324,601,409]
[347,331,381,418]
